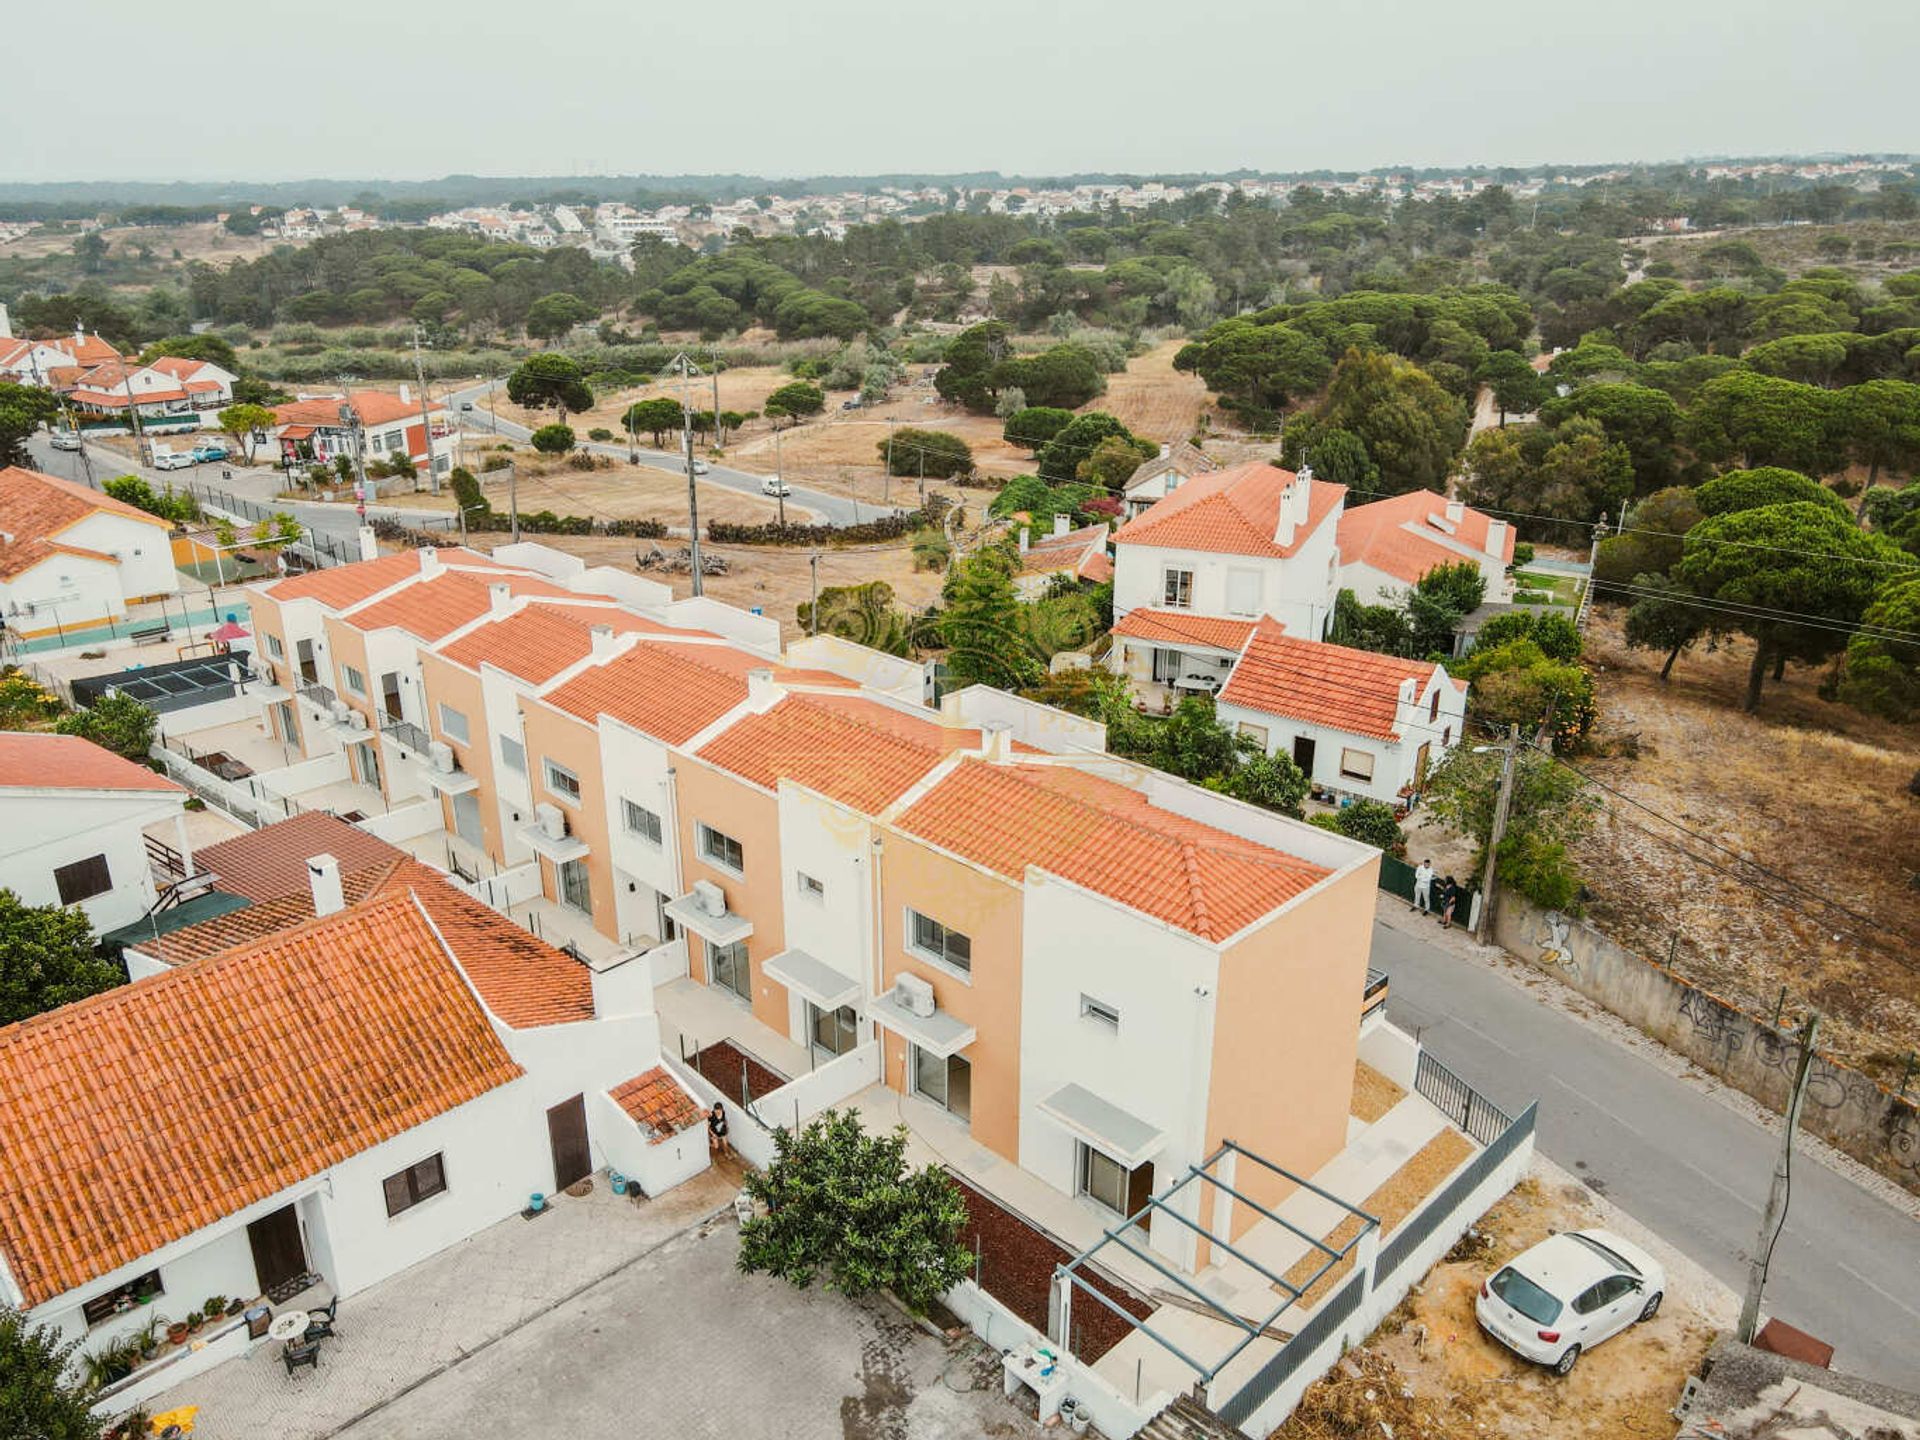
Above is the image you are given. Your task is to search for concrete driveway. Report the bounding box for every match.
[340,1220,1040,1440]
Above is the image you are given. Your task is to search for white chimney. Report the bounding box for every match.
[489,581,513,614]
[306,853,345,917]
[1275,481,1300,548]
[1444,499,1465,524]
[1393,676,1421,731]
[418,545,441,576]
[1159,442,1171,458]
[746,665,782,706]
[357,525,379,562]
[398,382,412,405]
[589,623,617,656]
[1017,525,1030,553]
[1484,517,1509,558]
[1292,474,1312,524]
[981,720,1012,761]
[0,302,11,340]
[1052,513,1072,537]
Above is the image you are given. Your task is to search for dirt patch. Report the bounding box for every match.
[950,1176,1151,1366]
[383,451,783,527]
[1096,339,1210,441]
[1282,1131,1475,1307]
[1573,607,1920,1071]
[1274,1177,1716,1439]
[1351,1062,1407,1124]
[690,1040,786,1104]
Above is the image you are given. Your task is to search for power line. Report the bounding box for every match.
[1587,578,1920,643]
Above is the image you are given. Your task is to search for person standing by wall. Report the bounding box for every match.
[1412,858,1434,916]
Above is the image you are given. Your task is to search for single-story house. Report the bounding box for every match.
[0,465,182,636]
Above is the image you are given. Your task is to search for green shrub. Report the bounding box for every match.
[587,427,613,442]
[530,423,576,454]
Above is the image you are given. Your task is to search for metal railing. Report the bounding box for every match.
[145,832,186,883]
[1215,1272,1366,1428]
[381,716,433,751]
[1414,1050,1512,1147]
[296,678,337,711]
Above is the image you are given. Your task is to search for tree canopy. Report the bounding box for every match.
[0,891,123,1026]
[505,353,593,419]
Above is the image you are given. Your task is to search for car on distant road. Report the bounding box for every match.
[1475,1229,1664,1376]
[154,451,196,471]
[460,401,474,411]
[760,476,792,497]
[190,442,230,463]
[49,430,81,451]
[692,460,709,474]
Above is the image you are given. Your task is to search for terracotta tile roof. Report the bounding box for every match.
[272,391,444,430]
[138,864,400,964]
[0,892,523,1306]
[1217,618,1446,741]
[0,733,185,794]
[341,569,572,641]
[1124,440,1218,492]
[1019,522,1110,577]
[194,812,405,902]
[0,468,174,575]
[70,387,194,409]
[609,1066,704,1144]
[1111,463,1345,559]
[1336,490,1514,584]
[434,601,687,682]
[896,759,1329,941]
[542,641,760,744]
[394,859,595,1028]
[1111,608,1258,652]
[261,547,505,608]
[0,536,121,581]
[696,694,979,812]
[61,333,125,367]
[1081,551,1113,584]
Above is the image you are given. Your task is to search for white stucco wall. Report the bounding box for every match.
[773,785,876,1047]
[0,552,125,631]
[1216,674,1465,806]
[1113,523,1339,641]
[0,789,183,931]
[59,511,179,601]
[596,717,682,946]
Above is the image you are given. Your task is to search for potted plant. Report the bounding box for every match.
[137,1315,162,1361]
[166,1318,189,1346]
[202,1294,227,1323]
[226,1296,246,1316]
[185,1307,205,1335]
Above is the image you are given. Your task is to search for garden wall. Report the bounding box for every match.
[1495,895,1920,1195]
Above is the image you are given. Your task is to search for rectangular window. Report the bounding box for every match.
[907,908,972,976]
[1225,568,1261,616]
[81,1270,163,1328]
[797,871,825,901]
[1151,647,1184,684]
[544,760,582,804]
[1080,1144,1129,1213]
[382,1153,447,1217]
[558,857,592,915]
[622,799,663,845]
[1162,568,1194,609]
[499,735,526,773]
[54,854,112,906]
[341,665,366,696]
[913,1047,972,1120]
[1080,994,1120,1030]
[698,823,744,873]
[1338,747,1376,782]
[264,633,285,660]
[1235,721,1269,749]
[437,702,470,745]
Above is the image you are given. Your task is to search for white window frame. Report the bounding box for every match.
[1235,720,1269,749]
[797,871,826,902]
[698,822,744,874]
[1080,994,1120,1031]
[906,907,972,979]
[341,664,366,696]
[1162,567,1194,610]
[264,632,285,660]
[622,798,663,846]
[1078,1142,1132,1216]
[544,759,582,805]
[1338,746,1375,782]
[436,702,470,745]
[1225,567,1261,617]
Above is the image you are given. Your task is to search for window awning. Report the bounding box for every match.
[331,726,378,747]
[519,822,589,865]
[762,948,860,1010]
[1037,1082,1164,1169]
[249,683,291,703]
[662,891,753,947]
[421,766,479,796]
[867,989,974,1058]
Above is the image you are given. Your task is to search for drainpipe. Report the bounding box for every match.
[868,833,887,1069]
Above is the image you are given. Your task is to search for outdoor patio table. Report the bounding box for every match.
[1002,1342,1071,1424]
[267,1311,309,1342]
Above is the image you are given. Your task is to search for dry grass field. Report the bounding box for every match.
[2,219,279,269]
[1095,338,1210,439]
[496,366,801,442]
[1572,607,1920,1072]
[382,452,785,528]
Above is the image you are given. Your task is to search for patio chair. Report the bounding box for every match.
[282,1339,321,1377]
[305,1295,340,1334]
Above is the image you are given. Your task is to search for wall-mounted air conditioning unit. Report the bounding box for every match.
[893,973,936,1019]
[429,740,455,773]
[348,710,367,731]
[329,701,350,723]
[692,879,727,918]
[536,802,566,841]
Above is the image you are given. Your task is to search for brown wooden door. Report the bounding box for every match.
[1292,735,1317,776]
[1127,1161,1155,1233]
[247,1204,307,1295]
[547,1094,591,1191]
[1414,741,1432,789]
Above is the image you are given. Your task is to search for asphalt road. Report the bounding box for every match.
[441,381,888,528]
[1374,914,1920,1389]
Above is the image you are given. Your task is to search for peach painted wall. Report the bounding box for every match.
[417,655,505,863]
[1204,857,1378,1241]
[877,835,1025,1166]
[247,594,308,751]
[518,700,617,940]
[671,759,790,1038]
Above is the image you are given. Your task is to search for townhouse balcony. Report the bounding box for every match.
[295,677,337,711]
[419,755,480,797]
[381,715,433,753]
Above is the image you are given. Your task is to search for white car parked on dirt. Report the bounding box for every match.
[1475,1229,1664,1376]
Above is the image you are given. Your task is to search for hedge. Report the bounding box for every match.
[708,497,949,548]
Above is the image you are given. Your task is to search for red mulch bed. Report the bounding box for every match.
[691,1040,786,1103]
[952,1175,1152,1365]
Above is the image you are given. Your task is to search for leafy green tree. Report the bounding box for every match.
[1329,587,1413,654]
[1477,350,1547,424]
[934,320,1012,412]
[1680,371,1840,475]
[939,546,1042,689]
[530,423,576,454]
[0,382,60,467]
[879,428,972,479]
[102,474,196,525]
[1835,380,1920,503]
[1175,322,1332,419]
[1837,576,1920,720]
[624,396,685,446]
[1307,427,1379,490]
[1594,485,1700,585]
[1035,412,1139,483]
[0,891,123,1026]
[1310,349,1468,495]
[0,1302,102,1438]
[1744,332,1852,387]
[1673,501,1915,711]
[1537,383,1681,493]
[1623,572,1717,680]
[1332,798,1404,852]
[1532,416,1634,534]
[1693,466,1846,519]
[993,343,1106,410]
[1077,434,1155,491]
[523,291,595,340]
[797,582,920,655]
[54,692,156,761]
[764,381,826,426]
[1222,750,1309,817]
[506,353,593,422]
[216,402,278,463]
[1003,406,1074,450]
[1472,609,1583,661]
[1424,747,1598,910]
[737,1110,970,1314]
[1458,639,1598,746]
[1143,694,1251,782]
[1405,560,1487,656]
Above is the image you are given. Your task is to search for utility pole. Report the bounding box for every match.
[808,551,820,635]
[508,461,520,543]
[119,353,153,468]
[775,426,786,527]
[885,419,896,506]
[410,324,439,494]
[708,345,721,446]
[669,352,704,597]
[1739,1012,1821,1343]
[1473,724,1521,944]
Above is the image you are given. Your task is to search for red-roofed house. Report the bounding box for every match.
[1015,516,1113,599]
[272,387,455,486]
[0,732,187,931]
[0,466,181,636]
[1216,618,1466,804]
[1335,490,1515,606]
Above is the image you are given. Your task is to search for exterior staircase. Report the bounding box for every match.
[1137,1393,1238,1440]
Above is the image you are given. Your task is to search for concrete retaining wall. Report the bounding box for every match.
[1495,895,1920,1195]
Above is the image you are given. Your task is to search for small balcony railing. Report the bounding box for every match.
[296,677,337,710]
[382,716,433,751]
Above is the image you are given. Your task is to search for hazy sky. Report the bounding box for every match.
[9,0,1917,183]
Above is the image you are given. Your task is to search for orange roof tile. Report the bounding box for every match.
[434,601,687,682]
[1019,522,1110,576]
[394,860,595,1028]
[272,390,444,430]
[1335,490,1514,585]
[1217,618,1447,741]
[69,387,193,408]
[1111,608,1258,652]
[1112,463,1345,559]
[896,759,1328,941]
[0,892,523,1306]
[342,569,572,641]
[195,813,403,902]
[0,468,174,573]
[0,733,185,794]
[697,694,979,812]
[261,547,506,609]
[609,1066,704,1144]
[542,641,758,744]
